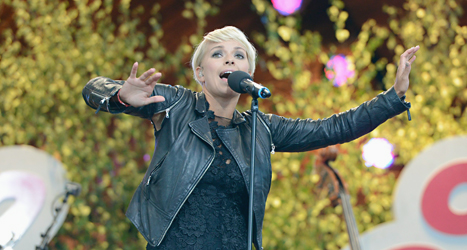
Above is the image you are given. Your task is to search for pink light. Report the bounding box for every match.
[0,171,46,245]
[362,138,395,169]
[324,54,355,87]
[271,0,302,15]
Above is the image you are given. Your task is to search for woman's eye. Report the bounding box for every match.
[212,52,222,58]
[235,54,245,59]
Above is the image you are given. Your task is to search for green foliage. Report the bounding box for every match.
[381,0,467,163]
[251,0,466,249]
[0,0,209,248]
[1,0,465,249]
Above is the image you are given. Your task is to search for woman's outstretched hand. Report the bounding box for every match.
[119,62,166,107]
[394,45,420,98]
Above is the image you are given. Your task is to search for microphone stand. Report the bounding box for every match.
[36,192,71,250]
[247,97,258,250]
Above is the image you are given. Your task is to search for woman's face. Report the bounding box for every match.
[197,40,250,100]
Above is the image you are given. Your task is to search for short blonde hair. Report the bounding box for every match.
[191,26,257,84]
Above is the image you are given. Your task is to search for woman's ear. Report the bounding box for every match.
[196,66,205,84]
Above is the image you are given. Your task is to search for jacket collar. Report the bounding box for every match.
[232,110,246,125]
[195,91,207,114]
[195,92,246,125]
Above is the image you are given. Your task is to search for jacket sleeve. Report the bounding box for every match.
[261,87,411,152]
[82,76,182,119]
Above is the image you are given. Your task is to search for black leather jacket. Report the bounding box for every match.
[82,77,410,249]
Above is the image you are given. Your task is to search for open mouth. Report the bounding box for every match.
[219,71,233,80]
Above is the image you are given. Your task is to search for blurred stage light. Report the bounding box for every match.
[271,0,302,15]
[362,138,395,169]
[324,54,355,87]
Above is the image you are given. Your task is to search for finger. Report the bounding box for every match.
[400,51,410,66]
[406,48,416,59]
[400,47,415,68]
[145,72,162,85]
[405,45,420,59]
[145,95,165,105]
[408,55,416,65]
[401,47,412,59]
[402,55,417,76]
[130,62,138,78]
[139,68,156,81]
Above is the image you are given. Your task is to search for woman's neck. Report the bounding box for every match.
[204,93,239,119]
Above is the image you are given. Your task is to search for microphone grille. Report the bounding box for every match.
[228,71,251,94]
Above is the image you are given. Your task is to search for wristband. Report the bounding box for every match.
[117,90,131,107]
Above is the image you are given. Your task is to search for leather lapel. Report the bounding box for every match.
[216,127,251,190]
[188,117,213,147]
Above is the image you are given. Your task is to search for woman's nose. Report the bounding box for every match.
[225,54,235,65]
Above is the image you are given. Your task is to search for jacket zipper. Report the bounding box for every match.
[156,126,215,246]
[145,152,168,200]
[154,88,185,119]
[257,115,275,154]
[92,91,110,114]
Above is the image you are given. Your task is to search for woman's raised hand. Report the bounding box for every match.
[119,62,166,107]
[394,45,420,98]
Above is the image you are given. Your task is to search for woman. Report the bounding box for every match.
[82,26,418,249]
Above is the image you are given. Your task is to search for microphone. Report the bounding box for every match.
[228,71,271,99]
